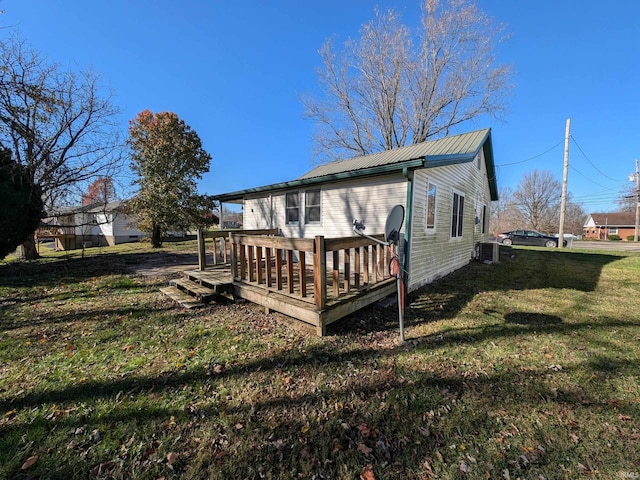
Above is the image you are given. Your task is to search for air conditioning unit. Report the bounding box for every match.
[83,241,93,248]
[479,242,499,264]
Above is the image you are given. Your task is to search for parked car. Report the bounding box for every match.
[496,230,567,248]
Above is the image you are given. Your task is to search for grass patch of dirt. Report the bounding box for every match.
[1,243,639,479]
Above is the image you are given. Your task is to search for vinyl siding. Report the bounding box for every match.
[244,174,408,239]
[408,150,492,291]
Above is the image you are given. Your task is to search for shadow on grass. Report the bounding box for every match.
[2,311,639,478]
[329,246,625,335]
[0,250,203,289]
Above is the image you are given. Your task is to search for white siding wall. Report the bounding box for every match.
[240,151,493,293]
[408,150,493,291]
[243,174,408,239]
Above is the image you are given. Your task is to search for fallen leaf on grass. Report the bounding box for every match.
[21,455,38,470]
[167,452,178,465]
[360,464,376,480]
[358,423,372,438]
[358,443,373,456]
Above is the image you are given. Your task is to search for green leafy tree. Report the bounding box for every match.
[128,110,215,248]
[0,145,44,259]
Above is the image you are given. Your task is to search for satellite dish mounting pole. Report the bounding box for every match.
[353,204,406,343]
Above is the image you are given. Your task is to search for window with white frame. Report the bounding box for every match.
[425,181,437,232]
[608,227,618,234]
[482,205,487,234]
[304,189,321,224]
[451,191,465,238]
[285,191,299,224]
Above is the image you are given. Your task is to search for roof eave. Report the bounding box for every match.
[214,158,425,202]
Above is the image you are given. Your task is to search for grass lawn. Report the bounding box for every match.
[1,242,639,479]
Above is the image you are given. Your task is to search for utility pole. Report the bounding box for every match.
[631,159,640,242]
[558,118,570,249]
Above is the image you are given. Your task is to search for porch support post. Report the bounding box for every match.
[314,236,326,310]
[197,229,206,271]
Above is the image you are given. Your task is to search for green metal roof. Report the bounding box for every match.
[214,128,497,202]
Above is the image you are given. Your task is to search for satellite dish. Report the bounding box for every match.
[384,205,404,245]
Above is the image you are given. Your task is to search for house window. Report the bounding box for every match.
[482,205,487,234]
[425,182,437,232]
[451,191,465,238]
[286,191,299,224]
[305,189,321,224]
[609,227,618,234]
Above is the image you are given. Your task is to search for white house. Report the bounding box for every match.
[214,128,498,293]
[39,200,146,250]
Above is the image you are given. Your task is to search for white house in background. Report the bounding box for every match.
[214,128,498,293]
[38,200,146,250]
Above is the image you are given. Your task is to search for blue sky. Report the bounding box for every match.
[3,0,639,213]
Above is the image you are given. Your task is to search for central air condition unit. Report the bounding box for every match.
[479,242,499,264]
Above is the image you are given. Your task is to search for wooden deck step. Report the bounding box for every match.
[160,286,204,309]
[170,278,217,301]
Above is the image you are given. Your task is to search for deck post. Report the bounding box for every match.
[230,234,238,279]
[299,251,307,297]
[197,229,206,271]
[343,248,350,292]
[314,236,326,310]
[354,247,361,289]
[286,250,294,294]
[332,251,340,297]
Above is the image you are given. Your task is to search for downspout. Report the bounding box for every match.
[402,167,413,290]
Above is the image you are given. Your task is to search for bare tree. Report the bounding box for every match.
[618,184,636,213]
[512,170,562,233]
[302,0,512,162]
[490,185,518,234]
[0,35,125,258]
[563,201,587,236]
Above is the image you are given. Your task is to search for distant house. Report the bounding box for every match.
[214,128,498,293]
[37,200,146,250]
[583,212,637,240]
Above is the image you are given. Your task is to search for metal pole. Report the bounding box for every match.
[558,118,570,249]
[635,159,639,242]
[397,274,405,342]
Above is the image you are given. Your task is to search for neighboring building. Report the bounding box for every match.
[583,212,638,240]
[37,200,146,250]
[214,128,497,293]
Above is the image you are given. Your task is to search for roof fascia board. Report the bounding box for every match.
[214,159,425,201]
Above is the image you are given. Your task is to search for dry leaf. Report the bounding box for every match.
[459,460,470,473]
[167,452,178,465]
[357,443,373,456]
[21,455,38,470]
[358,423,371,438]
[360,464,376,480]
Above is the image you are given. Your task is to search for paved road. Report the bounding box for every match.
[564,240,640,252]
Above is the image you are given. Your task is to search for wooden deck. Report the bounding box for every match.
[163,230,400,336]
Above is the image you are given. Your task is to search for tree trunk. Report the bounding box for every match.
[151,223,162,248]
[20,235,39,260]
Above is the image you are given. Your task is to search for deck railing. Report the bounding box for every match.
[196,229,279,270]
[229,234,396,310]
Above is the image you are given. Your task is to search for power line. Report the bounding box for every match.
[495,138,565,166]
[570,135,624,182]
